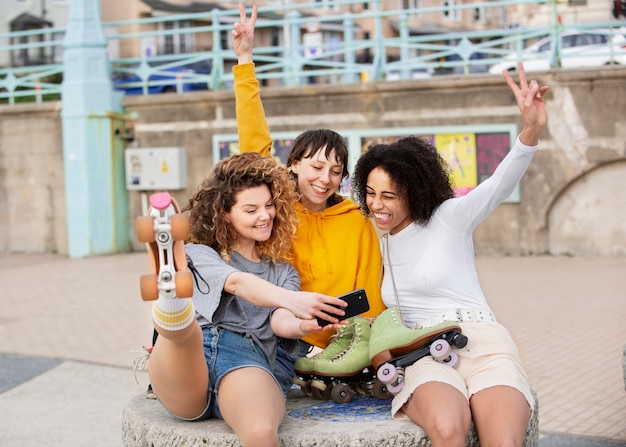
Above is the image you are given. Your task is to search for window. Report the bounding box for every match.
[443,0,460,21]
[315,0,340,11]
[161,20,194,54]
[474,6,486,22]
[404,0,420,17]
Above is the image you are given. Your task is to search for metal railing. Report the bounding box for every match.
[1,0,625,104]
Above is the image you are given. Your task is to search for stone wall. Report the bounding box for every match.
[1,67,625,256]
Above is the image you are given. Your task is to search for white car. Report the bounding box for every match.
[488,29,626,73]
[384,64,434,80]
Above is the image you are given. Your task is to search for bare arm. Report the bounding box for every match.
[271,308,345,339]
[224,271,347,322]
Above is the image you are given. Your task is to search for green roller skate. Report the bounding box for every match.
[292,317,364,398]
[306,317,391,404]
[370,307,468,395]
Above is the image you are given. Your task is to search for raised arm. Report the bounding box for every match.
[232,3,272,156]
[502,62,549,146]
[443,63,550,233]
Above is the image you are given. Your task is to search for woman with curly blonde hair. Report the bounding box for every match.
[186,152,297,264]
[148,152,346,447]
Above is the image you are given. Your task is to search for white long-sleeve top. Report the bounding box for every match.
[381,136,537,328]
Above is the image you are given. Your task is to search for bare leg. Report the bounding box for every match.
[218,367,286,447]
[402,382,471,447]
[148,322,210,419]
[470,385,531,447]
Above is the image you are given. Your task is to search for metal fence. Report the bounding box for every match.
[1,0,625,104]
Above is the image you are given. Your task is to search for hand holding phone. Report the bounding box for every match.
[317,288,370,327]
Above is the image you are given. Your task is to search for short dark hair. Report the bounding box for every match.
[286,129,349,182]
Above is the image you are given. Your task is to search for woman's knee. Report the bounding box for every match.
[405,383,471,443]
[235,419,280,447]
[429,413,470,444]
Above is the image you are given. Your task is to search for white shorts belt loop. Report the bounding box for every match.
[419,308,496,328]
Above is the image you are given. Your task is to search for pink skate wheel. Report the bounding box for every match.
[430,339,451,360]
[441,351,459,368]
[377,363,398,384]
[150,192,172,210]
[387,381,404,395]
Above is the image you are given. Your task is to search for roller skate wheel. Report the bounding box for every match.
[371,379,392,400]
[352,381,367,395]
[331,383,353,404]
[377,363,398,384]
[441,351,459,368]
[453,332,469,349]
[175,271,194,298]
[171,214,190,241]
[292,376,307,387]
[310,379,327,391]
[430,339,452,360]
[140,274,159,301]
[311,384,331,400]
[136,216,156,243]
[387,381,404,395]
[302,381,313,397]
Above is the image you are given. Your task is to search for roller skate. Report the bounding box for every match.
[136,192,193,301]
[300,316,392,404]
[369,307,468,395]
[292,318,359,397]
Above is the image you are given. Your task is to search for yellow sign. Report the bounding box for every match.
[435,133,477,194]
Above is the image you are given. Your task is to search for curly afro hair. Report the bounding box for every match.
[351,136,454,225]
[183,152,298,264]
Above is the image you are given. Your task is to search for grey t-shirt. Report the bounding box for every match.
[185,243,301,369]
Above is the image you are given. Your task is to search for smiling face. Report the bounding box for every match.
[366,167,413,235]
[224,184,276,249]
[290,147,344,212]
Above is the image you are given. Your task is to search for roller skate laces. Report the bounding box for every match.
[130,345,156,399]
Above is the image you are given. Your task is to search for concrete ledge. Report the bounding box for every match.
[122,389,538,446]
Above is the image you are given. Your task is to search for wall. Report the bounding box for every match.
[1,67,624,256]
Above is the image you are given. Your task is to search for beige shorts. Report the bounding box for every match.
[391,321,534,419]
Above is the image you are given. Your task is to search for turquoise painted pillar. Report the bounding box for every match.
[286,10,302,86]
[398,13,410,80]
[371,0,385,81]
[61,0,130,258]
[342,14,359,84]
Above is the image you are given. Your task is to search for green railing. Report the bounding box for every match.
[1,0,625,104]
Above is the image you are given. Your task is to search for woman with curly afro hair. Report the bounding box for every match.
[351,63,549,447]
[147,152,347,447]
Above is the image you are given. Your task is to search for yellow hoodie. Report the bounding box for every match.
[234,63,386,347]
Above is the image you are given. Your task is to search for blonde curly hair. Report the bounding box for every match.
[184,152,298,264]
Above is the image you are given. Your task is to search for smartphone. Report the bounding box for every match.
[317,288,370,327]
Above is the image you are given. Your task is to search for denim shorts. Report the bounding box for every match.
[275,339,310,395]
[180,326,282,421]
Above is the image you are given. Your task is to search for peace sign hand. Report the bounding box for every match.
[232,3,257,65]
[502,62,550,146]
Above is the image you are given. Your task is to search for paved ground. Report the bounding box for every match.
[0,252,625,446]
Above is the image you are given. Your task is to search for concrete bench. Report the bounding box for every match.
[122,388,539,447]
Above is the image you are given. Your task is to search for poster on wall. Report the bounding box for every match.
[217,137,295,166]
[357,128,515,200]
[213,124,519,202]
[434,133,478,197]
